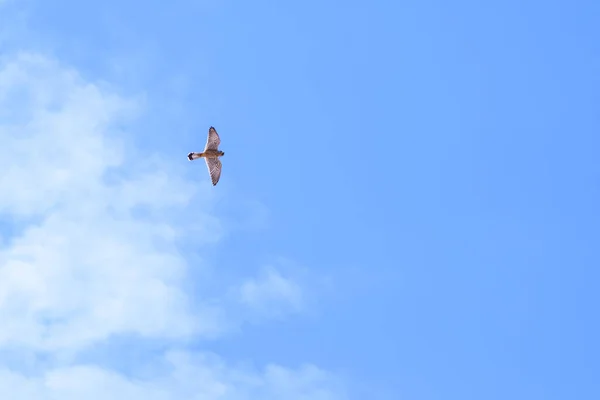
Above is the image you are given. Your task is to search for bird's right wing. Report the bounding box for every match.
[205,157,222,186]
[204,126,221,151]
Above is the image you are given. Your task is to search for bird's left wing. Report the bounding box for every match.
[204,126,221,151]
[205,157,222,186]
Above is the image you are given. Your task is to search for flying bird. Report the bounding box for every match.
[187,126,225,186]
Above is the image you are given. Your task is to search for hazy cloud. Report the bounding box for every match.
[0,51,345,398]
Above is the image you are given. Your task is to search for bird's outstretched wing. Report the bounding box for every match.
[205,157,222,186]
[204,126,221,151]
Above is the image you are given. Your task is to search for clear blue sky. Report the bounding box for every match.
[0,0,598,399]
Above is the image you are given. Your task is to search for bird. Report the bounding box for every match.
[187,126,225,186]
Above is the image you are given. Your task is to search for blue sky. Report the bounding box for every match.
[0,0,598,399]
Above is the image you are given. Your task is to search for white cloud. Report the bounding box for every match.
[0,52,223,351]
[238,266,304,318]
[0,51,346,398]
[0,351,347,400]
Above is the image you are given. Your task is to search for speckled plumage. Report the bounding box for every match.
[187,127,225,186]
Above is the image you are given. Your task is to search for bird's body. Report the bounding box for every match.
[188,149,224,159]
[188,126,225,186]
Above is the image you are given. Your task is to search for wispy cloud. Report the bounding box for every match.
[0,52,346,398]
[0,52,217,351]
[238,266,305,318]
[0,350,346,399]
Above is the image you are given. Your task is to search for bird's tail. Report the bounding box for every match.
[187,152,198,161]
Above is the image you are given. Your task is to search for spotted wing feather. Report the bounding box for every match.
[205,158,222,186]
[204,126,221,151]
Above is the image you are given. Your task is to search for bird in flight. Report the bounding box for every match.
[187,126,225,186]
